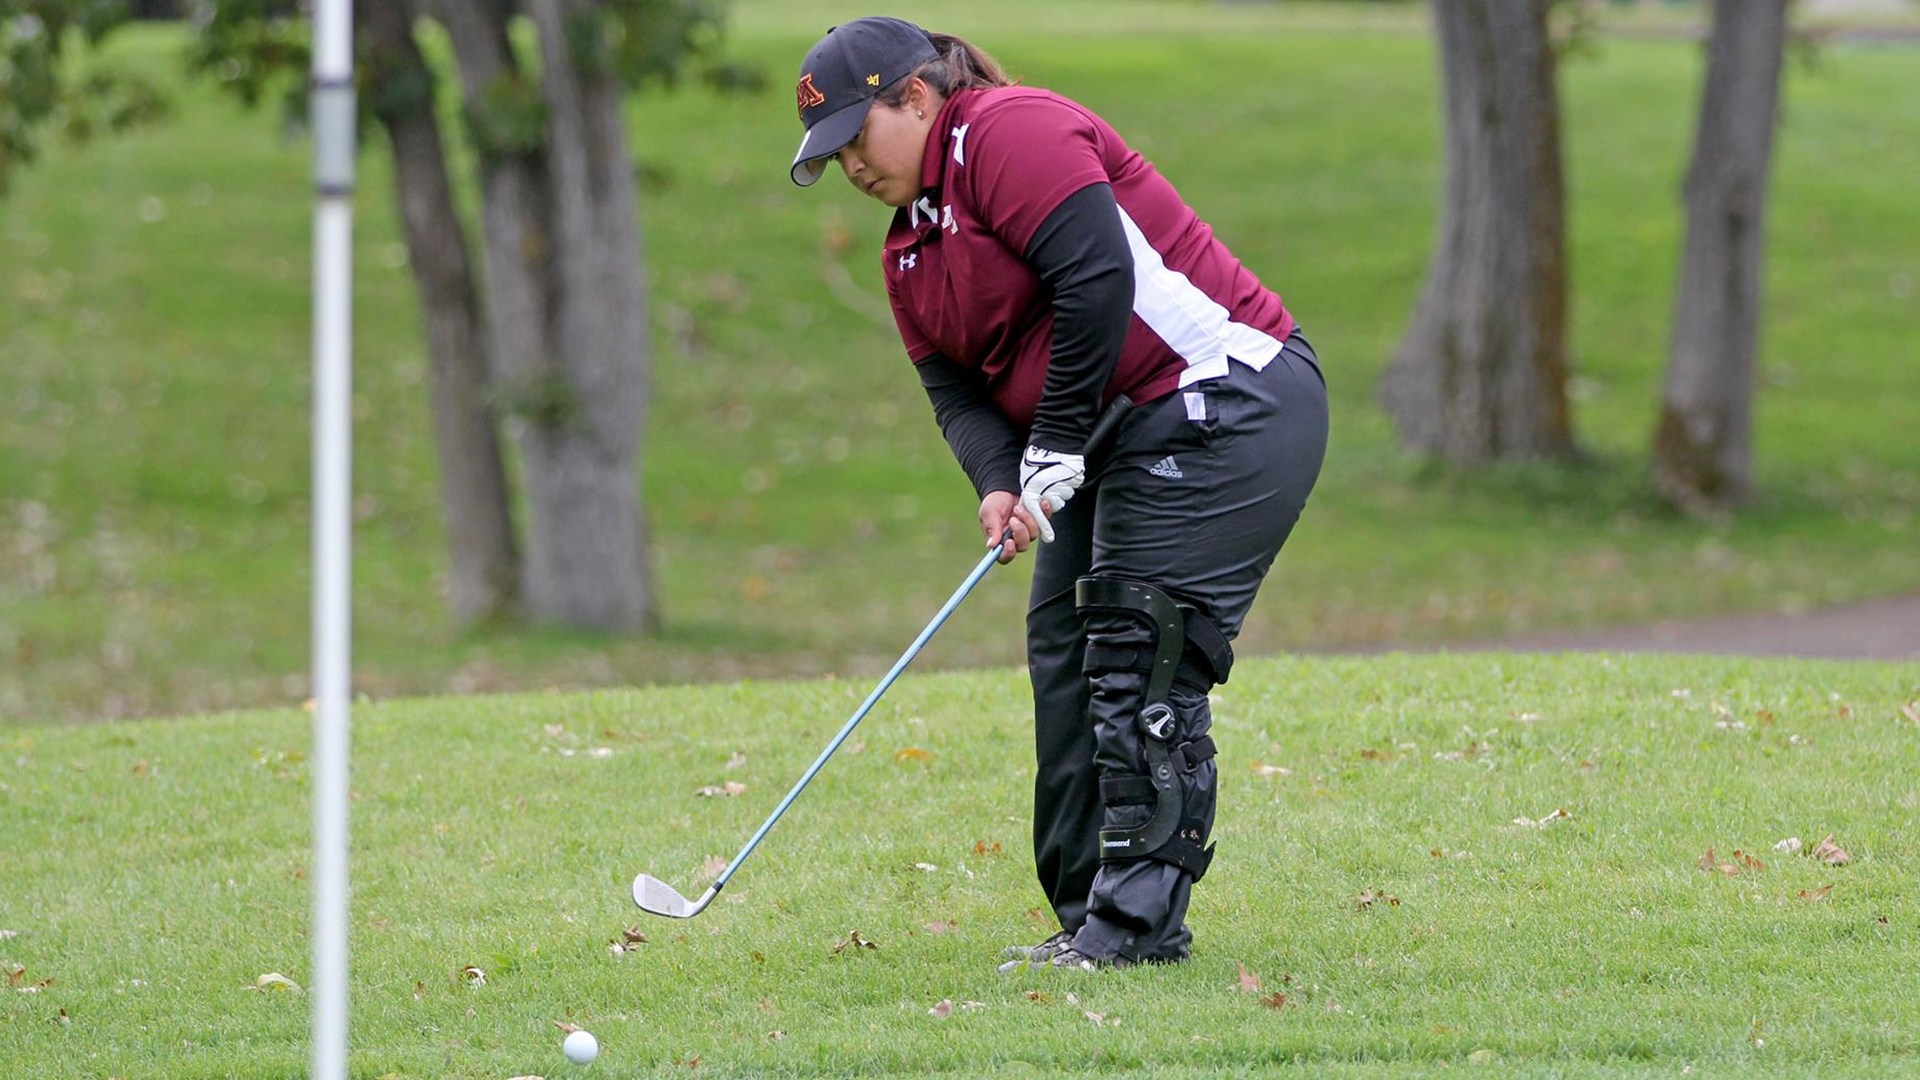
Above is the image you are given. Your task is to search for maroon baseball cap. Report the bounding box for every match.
[790,17,939,187]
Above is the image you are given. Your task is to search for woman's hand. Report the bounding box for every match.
[979,491,1049,565]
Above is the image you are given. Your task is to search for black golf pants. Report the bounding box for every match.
[1025,329,1328,963]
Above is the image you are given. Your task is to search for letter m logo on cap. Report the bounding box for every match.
[795,73,827,117]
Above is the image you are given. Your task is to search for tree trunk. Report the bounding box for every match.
[430,0,657,632]
[1652,0,1789,513]
[520,0,657,631]
[1383,0,1574,462]
[363,0,519,623]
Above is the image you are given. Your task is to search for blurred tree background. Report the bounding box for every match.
[3,0,1916,720]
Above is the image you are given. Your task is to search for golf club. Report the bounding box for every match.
[633,394,1134,918]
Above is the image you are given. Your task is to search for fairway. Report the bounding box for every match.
[4,3,1919,720]
[3,653,1917,1077]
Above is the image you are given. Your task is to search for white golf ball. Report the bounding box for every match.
[563,1029,599,1065]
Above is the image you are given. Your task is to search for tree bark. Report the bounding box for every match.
[520,0,657,631]
[430,0,657,632]
[1652,0,1789,513]
[1383,0,1574,462]
[363,0,519,623]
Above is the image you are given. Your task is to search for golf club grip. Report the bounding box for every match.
[1083,393,1134,461]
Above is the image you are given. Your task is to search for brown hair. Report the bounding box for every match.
[877,32,1016,106]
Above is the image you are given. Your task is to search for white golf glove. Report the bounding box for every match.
[1018,445,1087,544]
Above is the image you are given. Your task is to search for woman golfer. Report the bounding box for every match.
[790,18,1328,971]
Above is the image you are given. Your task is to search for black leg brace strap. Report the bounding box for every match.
[1077,577,1223,881]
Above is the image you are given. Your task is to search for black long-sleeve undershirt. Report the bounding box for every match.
[916,181,1135,497]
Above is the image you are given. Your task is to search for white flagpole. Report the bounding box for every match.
[310,0,354,1077]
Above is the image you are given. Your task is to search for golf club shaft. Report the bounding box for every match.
[712,542,1003,889]
[705,392,1133,893]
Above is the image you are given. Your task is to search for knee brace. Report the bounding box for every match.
[1076,576,1234,881]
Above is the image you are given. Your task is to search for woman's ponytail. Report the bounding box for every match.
[879,32,1016,106]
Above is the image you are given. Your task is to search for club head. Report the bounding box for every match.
[632,873,717,919]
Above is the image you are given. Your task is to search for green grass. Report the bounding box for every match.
[2,653,1918,1077]
[4,2,1919,721]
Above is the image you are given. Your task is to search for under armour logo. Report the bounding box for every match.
[898,253,917,271]
[1148,456,1184,479]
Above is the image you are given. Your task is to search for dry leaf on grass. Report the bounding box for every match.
[767,1030,786,1040]
[5,965,24,988]
[1084,1010,1108,1027]
[725,751,747,770]
[1774,837,1803,854]
[1512,808,1570,828]
[1355,890,1400,910]
[1901,703,1920,729]
[1797,885,1834,901]
[832,930,878,955]
[1260,991,1289,1010]
[1250,762,1291,777]
[251,972,302,993]
[928,998,953,1019]
[552,1020,581,1034]
[699,855,728,882]
[1024,990,1048,1002]
[451,965,485,988]
[1233,962,1261,994]
[694,781,747,798]
[913,862,938,872]
[971,840,1003,856]
[895,746,934,762]
[925,920,956,935]
[1808,834,1852,865]
[0,930,19,941]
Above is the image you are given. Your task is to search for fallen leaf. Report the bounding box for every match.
[453,965,485,987]
[1024,990,1048,1002]
[1066,992,1079,1005]
[924,921,956,935]
[253,972,302,993]
[961,1000,986,1010]
[928,998,953,1019]
[694,782,745,798]
[1902,703,1920,729]
[767,1030,786,1041]
[544,723,565,738]
[913,862,938,873]
[699,855,727,881]
[831,930,878,955]
[552,1020,580,1034]
[1697,847,1717,872]
[1260,991,1289,1010]
[1774,837,1803,855]
[895,746,933,762]
[56,1007,69,1025]
[1730,849,1764,873]
[412,981,424,1001]
[1250,762,1291,777]
[1233,961,1261,994]
[1084,1010,1107,1027]
[725,751,747,770]
[1837,704,1853,719]
[4,965,22,987]
[621,927,649,945]
[1808,834,1852,866]
[1797,884,1834,901]
[0,930,18,941]
[1355,890,1399,910]
[1513,808,1570,828]
[971,840,1003,856]
[132,760,149,775]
